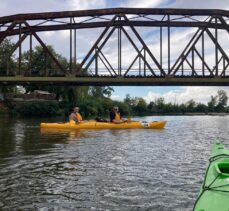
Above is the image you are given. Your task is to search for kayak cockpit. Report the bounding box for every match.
[215,162,229,176]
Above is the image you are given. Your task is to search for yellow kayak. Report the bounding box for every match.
[40,120,166,130]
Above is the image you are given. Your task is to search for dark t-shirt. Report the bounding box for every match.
[110,111,115,122]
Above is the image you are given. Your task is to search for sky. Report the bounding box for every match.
[1,0,229,104]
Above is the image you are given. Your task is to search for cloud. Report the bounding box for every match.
[0,0,108,61]
[0,0,107,16]
[110,94,120,100]
[66,0,106,10]
[169,0,229,10]
[144,87,229,104]
[121,0,166,8]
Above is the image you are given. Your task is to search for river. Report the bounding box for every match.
[0,115,228,210]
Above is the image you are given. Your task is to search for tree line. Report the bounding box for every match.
[123,90,229,116]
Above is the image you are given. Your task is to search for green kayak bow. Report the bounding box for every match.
[194,143,229,211]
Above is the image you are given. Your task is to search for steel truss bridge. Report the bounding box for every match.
[0,8,229,86]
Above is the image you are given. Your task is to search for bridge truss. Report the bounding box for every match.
[0,8,229,85]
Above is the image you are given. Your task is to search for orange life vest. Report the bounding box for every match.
[76,112,82,121]
[115,112,121,121]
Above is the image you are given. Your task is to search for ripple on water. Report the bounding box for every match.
[0,115,228,210]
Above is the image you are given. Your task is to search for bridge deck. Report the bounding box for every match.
[0,76,228,86]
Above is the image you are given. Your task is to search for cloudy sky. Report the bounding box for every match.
[1,0,229,104]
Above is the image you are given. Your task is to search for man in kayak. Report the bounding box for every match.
[69,107,83,123]
[110,106,124,123]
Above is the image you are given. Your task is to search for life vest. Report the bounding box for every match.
[70,120,75,124]
[76,112,82,121]
[115,112,121,121]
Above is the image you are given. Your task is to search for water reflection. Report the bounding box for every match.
[41,128,83,137]
[0,118,15,159]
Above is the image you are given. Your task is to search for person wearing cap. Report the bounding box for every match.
[69,107,83,123]
[110,106,123,123]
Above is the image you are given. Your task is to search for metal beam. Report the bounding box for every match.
[122,14,165,75]
[0,76,228,86]
[121,26,156,76]
[23,21,66,74]
[84,26,117,71]
[0,8,229,25]
[171,17,214,75]
[1,21,228,37]
[80,15,117,70]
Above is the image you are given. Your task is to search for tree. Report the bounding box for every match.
[155,97,165,108]
[179,103,186,114]
[21,45,68,76]
[21,45,89,104]
[134,98,148,115]
[124,94,140,109]
[195,103,208,113]
[0,38,16,75]
[124,94,132,106]
[147,101,155,110]
[0,39,17,93]
[208,95,217,112]
[186,99,196,112]
[153,97,165,112]
[216,90,228,111]
[89,86,114,98]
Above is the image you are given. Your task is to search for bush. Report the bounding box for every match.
[16,101,61,117]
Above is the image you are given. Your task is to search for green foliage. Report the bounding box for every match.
[134,98,148,115]
[78,97,101,117]
[0,39,17,92]
[185,99,196,112]
[89,87,114,98]
[16,102,61,117]
[216,90,228,111]
[21,45,68,76]
[0,38,16,75]
[195,103,208,113]
[124,95,149,115]
[208,96,217,112]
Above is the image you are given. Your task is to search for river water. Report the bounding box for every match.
[0,116,228,210]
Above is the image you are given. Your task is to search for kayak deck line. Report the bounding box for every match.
[194,143,229,211]
[40,120,167,130]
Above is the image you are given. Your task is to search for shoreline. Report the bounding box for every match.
[146,112,229,116]
[0,101,228,118]
[1,113,229,119]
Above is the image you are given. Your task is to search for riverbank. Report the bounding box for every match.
[1,100,228,118]
[148,112,229,116]
[1,88,228,118]
[1,88,229,118]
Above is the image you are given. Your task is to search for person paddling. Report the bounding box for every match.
[69,107,83,123]
[110,106,124,123]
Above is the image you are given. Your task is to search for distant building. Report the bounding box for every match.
[4,90,58,102]
[32,90,57,100]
